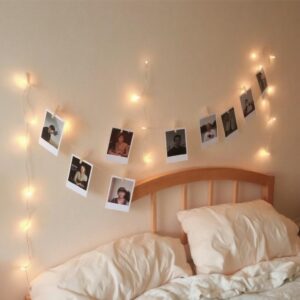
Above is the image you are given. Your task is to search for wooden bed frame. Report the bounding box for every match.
[132,167,274,242]
[26,167,274,300]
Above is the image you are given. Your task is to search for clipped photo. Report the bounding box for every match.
[39,110,65,156]
[221,107,238,138]
[240,89,255,118]
[165,129,188,163]
[106,128,134,164]
[200,114,218,145]
[105,176,135,213]
[66,155,93,197]
[256,68,268,94]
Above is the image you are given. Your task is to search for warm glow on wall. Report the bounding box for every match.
[64,119,72,133]
[141,126,148,130]
[269,55,276,61]
[20,219,32,233]
[29,116,38,126]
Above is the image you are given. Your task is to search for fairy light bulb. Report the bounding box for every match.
[144,60,149,65]
[22,186,34,199]
[29,116,38,126]
[258,148,271,158]
[250,52,258,60]
[20,219,32,233]
[143,153,153,164]
[20,262,30,272]
[266,86,275,95]
[14,73,31,90]
[269,55,276,61]
[267,117,277,126]
[64,119,72,133]
[141,126,147,130]
[130,94,141,103]
[17,135,30,149]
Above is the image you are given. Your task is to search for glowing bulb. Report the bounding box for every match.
[141,126,147,130]
[20,219,31,232]
[14,74,30,90]
[258,148,271,158]
[20,263,30,272]
[144,60,149,65]
[143,153,153,164]
[266,86,275,95]
[269,55,276,61]
[22,186,34,199]
[267,117,277,126]
[16,135,30,149]
[64,119,72,133]
[130,94,141,103]
[29,116,38,126]
[240,86,247,95]
[250,52,258,60]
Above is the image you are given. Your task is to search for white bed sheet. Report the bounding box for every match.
[32,255,300,300]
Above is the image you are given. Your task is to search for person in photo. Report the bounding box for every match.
[74,164,88,189]
[108,132,130,157]
[256,69,268,93]
[222,108,238,137]
[203,123,217,142]
[167,134,187,157]
[41,124,57,143]
[244,99,254,116]
[109,187,130,206]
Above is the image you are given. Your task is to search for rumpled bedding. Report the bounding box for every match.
[136,255,300,300]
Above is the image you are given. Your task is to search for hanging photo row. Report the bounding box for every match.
[37,66,272,212]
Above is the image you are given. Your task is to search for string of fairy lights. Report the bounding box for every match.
[13,49,277,290]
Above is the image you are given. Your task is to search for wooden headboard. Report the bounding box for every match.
[132,167,275,240]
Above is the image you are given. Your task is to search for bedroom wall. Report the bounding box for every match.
[1,1,300,299]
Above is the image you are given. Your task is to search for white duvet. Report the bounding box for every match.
[137,255,300,300]
[32,255,300,300]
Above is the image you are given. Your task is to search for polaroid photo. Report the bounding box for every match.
[105,176,135,213]
[256,68,268,94]
[165,128,188,163]
[200,114,218,145]
[39,110,65,156]
[106,128,134,164]
[221,107,238,138]
[240,89,256,118]
[66,155,93,197]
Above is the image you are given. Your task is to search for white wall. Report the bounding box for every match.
[1,1,300,299]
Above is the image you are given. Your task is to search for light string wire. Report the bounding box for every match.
[20,77,34,291]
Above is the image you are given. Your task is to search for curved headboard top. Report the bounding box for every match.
[132,167,275,204]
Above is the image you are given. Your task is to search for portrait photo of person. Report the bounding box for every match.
[165,129,188,163]
[105,176,135,212]
[39,110,65,156]
[256,68,268,94]
[200,114,218,145]
[66,155,93,197]
[240,89,256,118]
[106,128,134,164]
[221,107,238,138]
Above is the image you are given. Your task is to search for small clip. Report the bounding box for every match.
[52,105,61,119]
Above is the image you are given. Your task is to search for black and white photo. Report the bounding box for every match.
[66,155,93,197]
[256,68,268,94]
[221,107,238,138]
[106,128,134,164]
[200,114,218,145]
[105,176,135,212]
[39,110,65,156]
[165,129,188,163]
[240,89,255,118]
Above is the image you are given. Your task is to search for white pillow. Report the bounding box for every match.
[58,233,191,300]
[177,199,299,275]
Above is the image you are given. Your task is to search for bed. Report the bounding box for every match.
[27,167,300,300]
